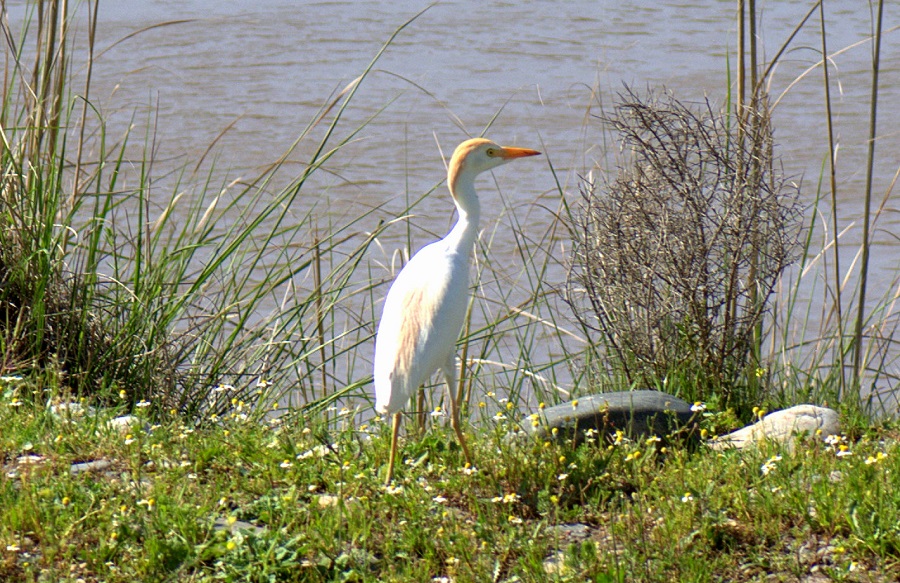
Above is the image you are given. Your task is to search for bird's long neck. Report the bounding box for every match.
[444,170,481,256]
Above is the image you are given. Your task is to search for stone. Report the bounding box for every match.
[106,415,147,433]
[316,495,340,508]
[542,550,570,576]
[521,390,695,443]
[48,402,150,434]
[711,405,840,451]
[212,517,266,535]
[70,460,112,475]
[545,523,592,543]
[48,401,98,419]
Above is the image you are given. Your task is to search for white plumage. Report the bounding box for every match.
[374,137,540,483]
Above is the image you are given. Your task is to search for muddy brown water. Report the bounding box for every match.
[5,0,899,409]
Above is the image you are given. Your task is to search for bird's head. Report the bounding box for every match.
[449,138,541,180]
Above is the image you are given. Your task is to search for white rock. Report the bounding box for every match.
[48,401,98,419]
[712,405,840,451]
[70,460,112,475]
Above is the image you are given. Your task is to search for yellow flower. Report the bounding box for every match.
[864,452,886,465]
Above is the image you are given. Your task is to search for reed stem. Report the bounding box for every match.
[851,0,885,396]
[818,0,845,400]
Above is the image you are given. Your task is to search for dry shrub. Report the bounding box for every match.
[567,88,802,403]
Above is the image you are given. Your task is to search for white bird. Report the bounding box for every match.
[374,137,541,484]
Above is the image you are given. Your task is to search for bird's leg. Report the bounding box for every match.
[385,411,401,485]
[416,389,426,436]
[444,357,473,467]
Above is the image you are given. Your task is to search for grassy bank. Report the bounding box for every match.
[2,373,899,582]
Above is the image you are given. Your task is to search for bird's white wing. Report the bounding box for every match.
[373,242,469,414]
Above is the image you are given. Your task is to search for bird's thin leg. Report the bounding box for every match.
[385,411,401,485]
[416,389,426,435]
[444,357,473,467]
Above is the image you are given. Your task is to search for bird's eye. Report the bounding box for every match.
[486,148,496,157]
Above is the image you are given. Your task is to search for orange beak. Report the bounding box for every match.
[497,146,541,159]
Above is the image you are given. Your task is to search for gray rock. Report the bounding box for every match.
[521,390,695,442]
[542,550,570,576]
[545,523,592,542]
[711,405,840,451]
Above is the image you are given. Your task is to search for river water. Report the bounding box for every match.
[6,0,899,409]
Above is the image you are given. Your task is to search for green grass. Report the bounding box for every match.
[1,372,899,582]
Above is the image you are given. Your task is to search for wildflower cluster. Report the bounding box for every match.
[825,434,853,458]
[864,451,887,466]
[760,454,782,476]
[2,375,25,409]
[491,492,521,504]
[610,430,628,448]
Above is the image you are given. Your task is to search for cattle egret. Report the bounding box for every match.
[374,137,541,484]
